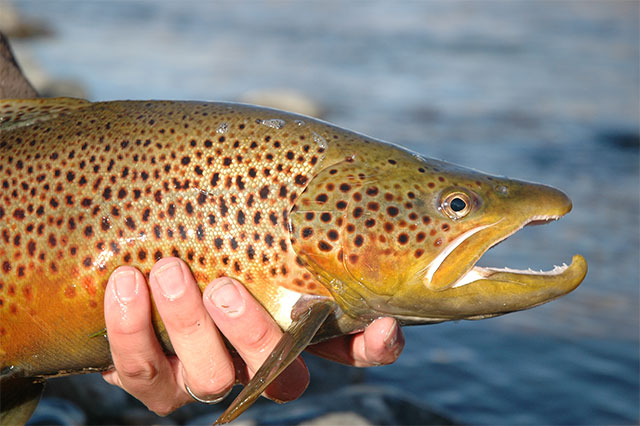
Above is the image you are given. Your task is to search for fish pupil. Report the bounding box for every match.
[450,197,466,212]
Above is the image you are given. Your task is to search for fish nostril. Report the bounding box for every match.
[494,185,509,196]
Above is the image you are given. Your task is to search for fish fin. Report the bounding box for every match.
[0,377,45,425]
[88,327,107,338]
[0,97,91,131]
[215,299,336,425]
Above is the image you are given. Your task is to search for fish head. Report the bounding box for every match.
[290,140,587,322]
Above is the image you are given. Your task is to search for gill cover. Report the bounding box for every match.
[288,150,499,316]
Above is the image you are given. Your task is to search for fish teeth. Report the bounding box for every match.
[482,262,569,275]
[527,214,561,223]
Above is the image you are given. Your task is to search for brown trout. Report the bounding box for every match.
[0,98,587,424]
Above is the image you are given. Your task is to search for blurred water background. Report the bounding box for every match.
[4,1,639,424]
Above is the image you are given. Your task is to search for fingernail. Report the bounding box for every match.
[113,270,137,304]
[209,279,244,317]
[154,261,185,300]
[384,321,399,350]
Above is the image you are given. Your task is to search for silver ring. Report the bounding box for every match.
[185,383,231,405]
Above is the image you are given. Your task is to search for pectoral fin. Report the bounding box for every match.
[215,299,336,425]
[0,377,45,425]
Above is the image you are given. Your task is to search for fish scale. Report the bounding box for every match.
[0,99,336,377]
[0,98,587,425]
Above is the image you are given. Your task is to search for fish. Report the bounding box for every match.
[0,98,587,424]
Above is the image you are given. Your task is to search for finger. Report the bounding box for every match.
[358,317,405,365]
[306,317,404,367]
[148,258,235,401]
[203,278,309,402]
[103,266,188,414]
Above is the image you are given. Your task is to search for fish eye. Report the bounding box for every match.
[450,197,467,211]
[441,192,472,219]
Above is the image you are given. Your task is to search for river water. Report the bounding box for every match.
[9,1,640,424]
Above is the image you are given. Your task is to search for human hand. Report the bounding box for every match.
[306,316,404,367]
[102,257,404,416]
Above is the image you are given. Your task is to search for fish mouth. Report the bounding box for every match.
[410,210,588,322]
[449,215,575,290]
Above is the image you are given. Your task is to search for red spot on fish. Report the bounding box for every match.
[22,285,32,301]
[83,277,96,297]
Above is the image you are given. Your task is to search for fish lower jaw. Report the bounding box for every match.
[451,263,571,288]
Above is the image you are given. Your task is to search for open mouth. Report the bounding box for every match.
[448,215,574,289]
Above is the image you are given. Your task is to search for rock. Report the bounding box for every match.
[240,89,325,118]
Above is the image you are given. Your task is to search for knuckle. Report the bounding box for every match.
[117,360,159,382]
[237,320,278,352]
[189,370,234,398]
[165,310,208,336]
[110,317,147,337]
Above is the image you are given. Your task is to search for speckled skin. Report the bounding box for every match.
[0,99,337,378]
[0,98,586,384]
